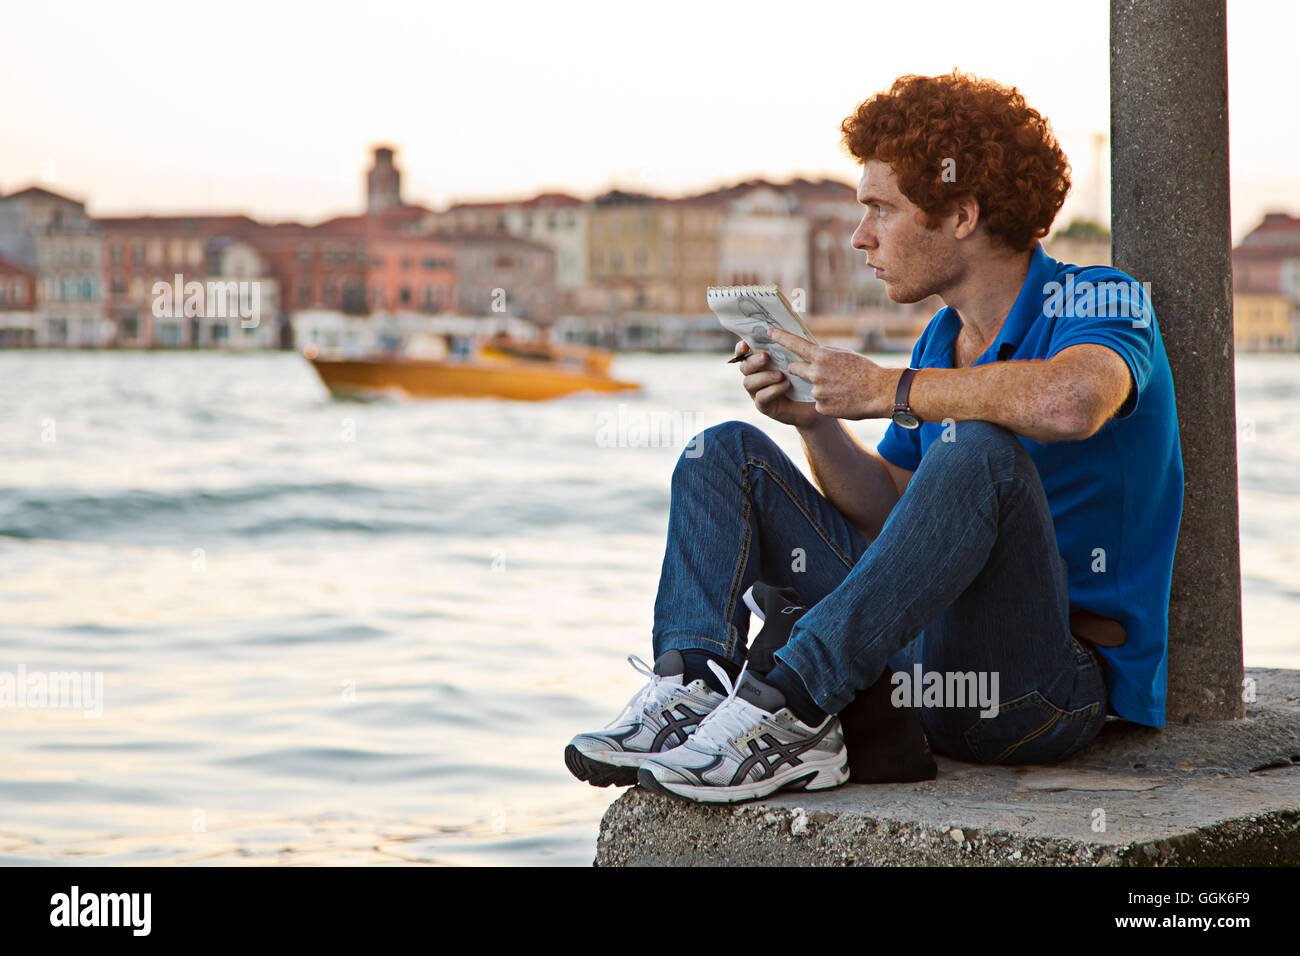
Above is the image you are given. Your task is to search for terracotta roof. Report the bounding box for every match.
[1251,212,1300,232]
[1,184,85,205]
[96,215,260,235]
[442,200,510,212]
[682,176,855,203]
[517,192,583,208]
[1237,212,1300,254]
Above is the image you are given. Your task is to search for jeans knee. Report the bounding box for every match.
[924,419,1024,475]
[683,420,765,462]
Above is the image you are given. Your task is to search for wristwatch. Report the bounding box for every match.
[892,368,921,429]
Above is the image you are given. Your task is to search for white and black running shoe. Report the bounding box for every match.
[637,660,849,803]
[564,650,726,787]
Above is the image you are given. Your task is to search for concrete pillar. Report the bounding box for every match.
[1110,0,1244,721]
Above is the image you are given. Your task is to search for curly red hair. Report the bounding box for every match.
[840,71,1071,251]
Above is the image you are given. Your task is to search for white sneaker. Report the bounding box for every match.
[637,661,849,803]
[565,651,727,787]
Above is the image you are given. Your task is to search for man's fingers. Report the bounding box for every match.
[733,339,751,357]
[787,359,813,379]
[754,378,791,406]
[744,369,784,394]
[766,327,817,359]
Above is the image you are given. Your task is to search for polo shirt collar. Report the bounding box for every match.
[987,241,1056,362]
[922,242,1057,368]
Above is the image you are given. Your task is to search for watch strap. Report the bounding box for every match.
[894,367,920,417]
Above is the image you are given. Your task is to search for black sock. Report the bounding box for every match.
[680,649,740,695]
[765,662,829,727]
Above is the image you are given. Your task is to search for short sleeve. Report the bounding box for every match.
[1048,272,1155,419]
[877,421,922,472]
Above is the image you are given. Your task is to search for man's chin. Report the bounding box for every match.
[883,282,926,305]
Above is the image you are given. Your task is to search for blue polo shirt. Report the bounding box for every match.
[876,242,1183,727]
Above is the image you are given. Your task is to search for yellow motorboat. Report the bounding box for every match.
[303,333,639,401]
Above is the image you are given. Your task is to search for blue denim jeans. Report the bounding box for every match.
[651,419,1109,765]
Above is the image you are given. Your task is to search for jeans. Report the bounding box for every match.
[651,419,1109,765]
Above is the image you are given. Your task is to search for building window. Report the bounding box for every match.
[400,286,411,305]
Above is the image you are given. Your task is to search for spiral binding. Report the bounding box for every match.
[706,284,780,299]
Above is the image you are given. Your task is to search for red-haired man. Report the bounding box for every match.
[568,72,1182,804]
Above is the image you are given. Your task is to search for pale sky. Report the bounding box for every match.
[1,0,1294,243]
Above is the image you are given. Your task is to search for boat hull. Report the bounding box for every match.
[307,357,640,401]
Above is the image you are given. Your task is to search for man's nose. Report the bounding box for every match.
[851,219,875,251]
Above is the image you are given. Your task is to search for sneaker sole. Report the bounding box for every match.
[636,754,849,804]
[564,744,641,787]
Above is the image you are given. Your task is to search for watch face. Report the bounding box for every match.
[892,411,920,430]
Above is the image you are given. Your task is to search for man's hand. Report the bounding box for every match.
[768,327,902,420]
[733,339,825,428]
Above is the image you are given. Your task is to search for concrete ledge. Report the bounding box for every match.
[595,668,1300,866]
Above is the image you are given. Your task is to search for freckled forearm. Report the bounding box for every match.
[796,417,900,537]
[906,361,1095,442]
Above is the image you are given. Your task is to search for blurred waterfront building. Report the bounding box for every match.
[0,253,37,346]
[583,189,724,316]
[98,215,278,347]
[1232,212,1300,352]
[444,232,557,324]
[366,146,404,214]
[0,186,107,346]
[504,194,587,312]
[716,185,808,293]
[1233,284,1297,352]
[1234,212,1300,299]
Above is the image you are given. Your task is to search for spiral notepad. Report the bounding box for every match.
[707,285,818,402]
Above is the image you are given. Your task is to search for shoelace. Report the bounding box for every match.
[603,654,675,730]
[687,659,765,751]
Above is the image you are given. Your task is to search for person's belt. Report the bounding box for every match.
[1069,608,1126,648]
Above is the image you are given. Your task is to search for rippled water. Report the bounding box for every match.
[0,350,1296,865]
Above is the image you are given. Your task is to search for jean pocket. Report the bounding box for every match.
[962,690,1101,765]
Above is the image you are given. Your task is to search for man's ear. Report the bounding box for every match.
[951,195,981,240]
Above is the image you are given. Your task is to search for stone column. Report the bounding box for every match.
[1110,0,1244,721]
